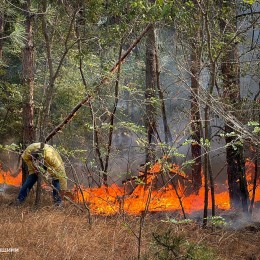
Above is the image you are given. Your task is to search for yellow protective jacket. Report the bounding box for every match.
[22,143,67,190]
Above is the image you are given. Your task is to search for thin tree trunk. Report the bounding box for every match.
[249,98,260,214]
[155,42,172,144]
[208,154,215,216]
[0,11,3,60]
[22,0,35,183]
[145,24,157,170]
[190,40,202,194]
[249,151,258,214]
[40,0,54,138]
[170,178,186,219]
[202,106,209,227]
[41,3,78,133]
[75,7,105,185]
[203,2,217,221]
[207,61,216,217]
[103,43,123,185]
[202,164,209,227]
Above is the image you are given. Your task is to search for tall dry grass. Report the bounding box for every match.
[0,193,259,260]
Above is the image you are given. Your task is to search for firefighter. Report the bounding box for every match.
[15,143,68,206]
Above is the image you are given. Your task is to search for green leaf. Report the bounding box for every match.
[173,152,185,158]
[253,127,260,133]
[182,159,195,168]
[161,3,171,18]
[243,0,256,4]
[182,139,194,146]
[247,121,259,126]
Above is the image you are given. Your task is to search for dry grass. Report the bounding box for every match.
[0,194,259,260]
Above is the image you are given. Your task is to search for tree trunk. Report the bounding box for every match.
[190,40,202,193]
[0,11,3,61]
[145,24,157,168]
[220,12,249,211]
[225,128,248,211]
[22,0,35,183]
[103,43,123,185]
[155,43,172,145]
[41,2,77,135]
[202,2,218,223]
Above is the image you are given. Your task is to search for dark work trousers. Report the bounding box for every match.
[17,173,62,205]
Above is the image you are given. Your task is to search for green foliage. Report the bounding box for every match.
[153,231,185,259]
[135,137,147,148]
[220,131,238,138]
[224,139,244,151]
[181,159,195,169]
[151,229,218,260]
[161,217,193,224]
[205,216,228,228]
[173,152,186,158]
[252,127,260,133]
[182,139,194,146]
[243,0,256,4]
[0,82,22,140]
[221,123,251,150]
[248,121,260,133]
[247,121,259,126]
[9,21,26,50]
[135,177,146,185]
[200,138,211,149]
[0,143,22,153]
[185,243,218,260]
[118,121,145,134]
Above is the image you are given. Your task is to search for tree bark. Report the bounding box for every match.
[103,43,123,185]
[202,2,217,223]
[145,24,157,168]
[22,0,35,183]
[220,3,249,211]
[0,11,3,61]
[190,40,202,193]
[249,149,259,214]
[155,41,172,145]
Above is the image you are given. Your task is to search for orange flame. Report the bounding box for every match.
[75,160,259,215]
[1,159,259,215]
[0,169,22,187]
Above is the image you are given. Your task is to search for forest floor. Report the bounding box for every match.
[0,192,260,260]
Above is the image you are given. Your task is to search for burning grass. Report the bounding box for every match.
[0,169,22,187]
[0,195,259,260]
[0,161,260,216]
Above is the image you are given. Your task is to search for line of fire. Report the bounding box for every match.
[0,157,259,216]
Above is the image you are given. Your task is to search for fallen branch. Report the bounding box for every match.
[63,195,84,211]
[45,23,153,143]
[45,95,92,142]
